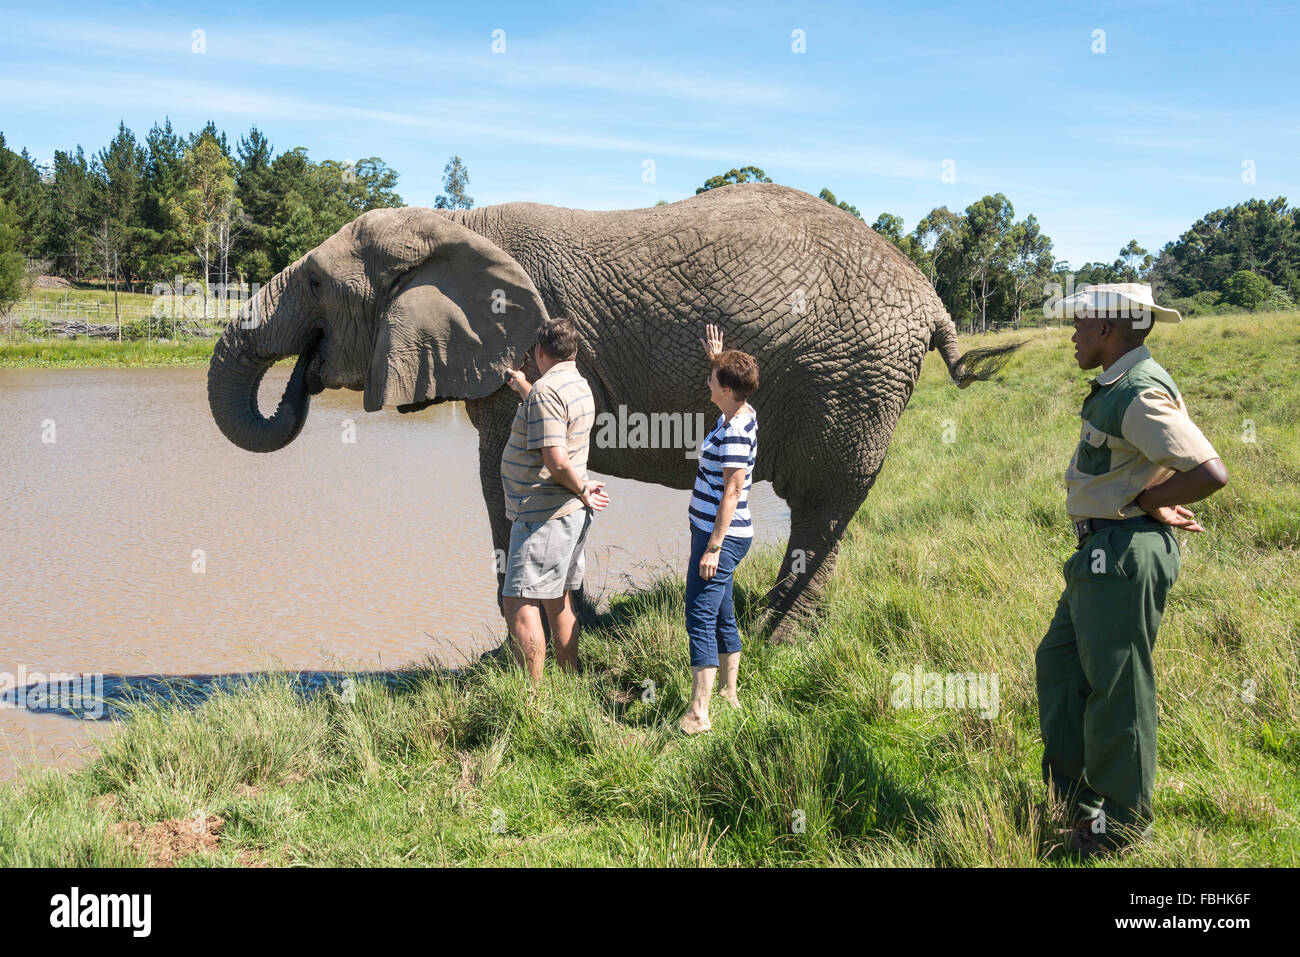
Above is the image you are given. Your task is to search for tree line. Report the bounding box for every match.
[698,167,1300,330]
[0,120,418,301]
[1,126,1297,331]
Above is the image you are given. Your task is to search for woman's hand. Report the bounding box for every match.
[700,323,723,359]
[699,547,720,580]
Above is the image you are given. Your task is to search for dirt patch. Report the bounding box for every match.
[33,275,73,290]
[109,814,224,867]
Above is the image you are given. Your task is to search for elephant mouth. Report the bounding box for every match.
[303,331,326,395]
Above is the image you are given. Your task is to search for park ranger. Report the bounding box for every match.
[1036,283,1228,856]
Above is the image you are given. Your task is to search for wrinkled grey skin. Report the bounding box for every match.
[209,183,1004,642]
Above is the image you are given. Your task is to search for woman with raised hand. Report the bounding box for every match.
[680,324,760,735]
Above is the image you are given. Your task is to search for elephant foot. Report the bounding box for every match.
[753,605,797,644]
[754,591,823,644]
[767,616,801,644]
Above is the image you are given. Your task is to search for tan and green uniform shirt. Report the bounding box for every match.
[1065,345,1219,520]
[500,360,596,523]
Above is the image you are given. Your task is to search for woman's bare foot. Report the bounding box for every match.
[718,688,741,710]
[679,710,712,735]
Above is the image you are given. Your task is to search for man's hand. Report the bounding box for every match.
[699,548,720,580]
[700,323,723,359]
[1138,499,1205,533]
[580,480,610,512]
[1133,458,1227,534]
[505,368,531,398]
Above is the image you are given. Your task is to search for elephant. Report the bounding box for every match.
[208,183,1014,642]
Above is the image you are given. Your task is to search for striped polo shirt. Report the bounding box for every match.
[500,360,596,523]
[688,405,758,538]
[1066,345,1219,521]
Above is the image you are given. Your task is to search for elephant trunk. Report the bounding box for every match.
[207,262,322,453]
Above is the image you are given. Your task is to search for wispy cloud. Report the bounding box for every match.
[8,14,813,110]
[4,66,930,182]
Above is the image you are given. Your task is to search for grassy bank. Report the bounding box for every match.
[1,311,1296,866]
[2,279,228,367]
[0,337,217,368]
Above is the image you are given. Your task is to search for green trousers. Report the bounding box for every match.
[1035,519,1181,841]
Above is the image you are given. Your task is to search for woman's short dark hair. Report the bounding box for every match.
[711,349,759,400]
[536,317,579,362]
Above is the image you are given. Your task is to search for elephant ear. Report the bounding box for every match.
[358,208,549,412]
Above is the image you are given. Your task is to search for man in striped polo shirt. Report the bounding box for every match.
[500,317,608,682]
[1037,283,1227,855]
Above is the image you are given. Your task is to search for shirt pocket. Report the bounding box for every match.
[1075,421,1112,476]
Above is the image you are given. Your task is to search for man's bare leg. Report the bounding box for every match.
[541,591,580,672]
[504,596,547,683]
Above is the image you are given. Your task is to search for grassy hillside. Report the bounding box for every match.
[1,311,1296,866]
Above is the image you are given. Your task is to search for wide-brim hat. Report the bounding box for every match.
[1056,282,1182,323]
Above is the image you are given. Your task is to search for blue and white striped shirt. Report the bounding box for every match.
[688,405,757,538]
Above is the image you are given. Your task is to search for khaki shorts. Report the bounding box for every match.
[502,508,592,599]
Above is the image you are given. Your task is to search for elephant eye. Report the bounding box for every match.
[309,276,322,294]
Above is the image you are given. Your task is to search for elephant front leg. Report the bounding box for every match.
[758,493,867,643]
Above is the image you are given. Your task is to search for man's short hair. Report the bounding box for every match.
[711,349,759,400]
[537,317,579,362]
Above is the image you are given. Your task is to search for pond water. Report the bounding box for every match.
[0,365,788,780]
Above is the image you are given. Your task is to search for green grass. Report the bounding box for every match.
[0,337,217,368]
[1,311,1296,867]
[19,282,162,308]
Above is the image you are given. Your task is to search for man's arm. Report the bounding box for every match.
[1121,388,1228,532]
[541,444,608,511]
[1137,458,1228,510]
[1135,458,1228,532]
[527,386,608,511]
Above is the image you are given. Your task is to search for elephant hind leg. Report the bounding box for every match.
[756,491,869,643]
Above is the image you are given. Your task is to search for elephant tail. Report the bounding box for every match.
[928,309,1022,389]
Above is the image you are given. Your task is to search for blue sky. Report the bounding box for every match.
[3,0,1297,266]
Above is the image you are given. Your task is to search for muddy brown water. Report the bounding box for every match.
[0,365,788,781]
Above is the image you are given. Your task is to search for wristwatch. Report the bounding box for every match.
[706,544,722,553]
